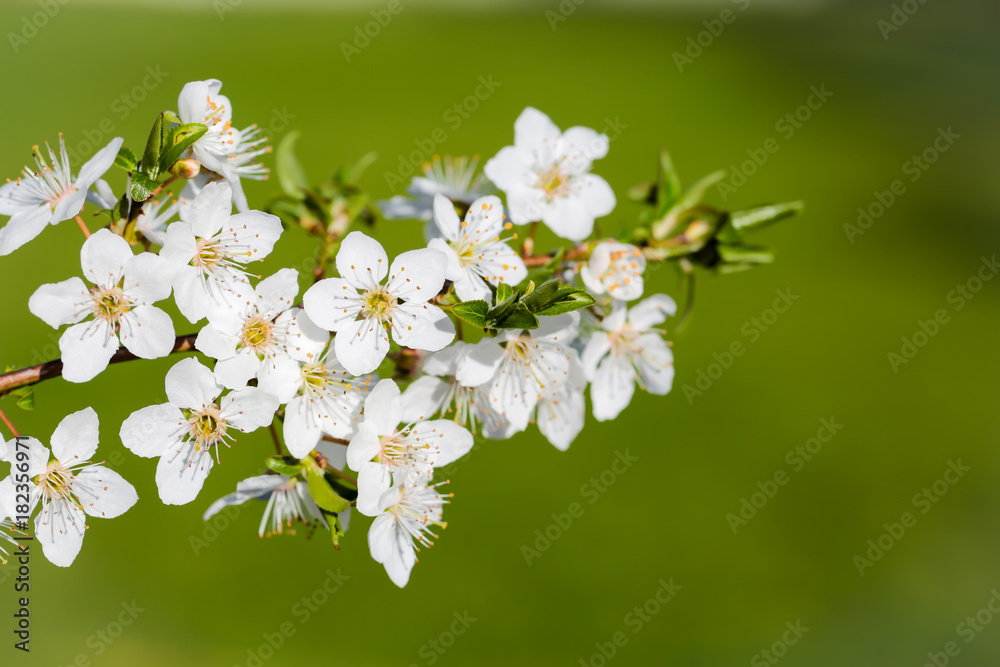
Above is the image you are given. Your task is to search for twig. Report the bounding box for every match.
[74,215,91,239]
[268,420,283,456]
[0,333,199,397]
[0,408,19,437]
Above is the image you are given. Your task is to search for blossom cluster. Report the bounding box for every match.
[0,80,684,587]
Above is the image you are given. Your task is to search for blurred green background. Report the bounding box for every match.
[0,0,998,665]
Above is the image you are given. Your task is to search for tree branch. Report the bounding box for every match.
[0,333,199,398]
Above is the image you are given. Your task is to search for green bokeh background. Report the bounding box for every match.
[0,1,998,665]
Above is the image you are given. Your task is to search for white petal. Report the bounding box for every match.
[386,248,447,303]
[542,196,593,242]
[225,210,283,261]
[29,277,89,328]
[59,320,119,383]
[591,356,635,421]
[334,317,389,375]
[0,205,51,256]
[213,349,262,389]
[221,386,279,432]
[123,252,174,305]
[581,332,611,380]
[182,180,232,238]
[1,436,49,478]
[409,420,473,468]
[35,501,86,567]
[368,513,416,588]
[119,404,184,458]
[75,137,123,188]
[514,107,561,153]
[455,340,504,387]
[560,126,609,174]
[400,376,449,423]
[362,379,402,437]
[537,391,585,451]
[76,466,138,519]
[159,221,197,266]
[431,194,461,242]
[80,229,132,287]
[255,268,299,321]
[50,407,99,464]
[574,173,616,218]
[483,146,530,192]
[165,358,221,410]
[391,302,454,351]
[451,267,492,303]
[427,237,462,283]
[303,277,362,332]
[156,446,214,505]
[257,355,302,403]
[355,461,391,517]
[195,323,239,361]
[628,294,677,331]
[634,333,674,395]
[283,396,322,458]
[119,306,175,359]
[336,231,388,289]
[275,308,328,363]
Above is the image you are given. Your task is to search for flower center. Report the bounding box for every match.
[37,461,76,503]
[240,315,274,352]
[362,286,396,321]
[194,238,224,270]
[187,405,227,451]
[537,166,570,200]
[91,286,130,323]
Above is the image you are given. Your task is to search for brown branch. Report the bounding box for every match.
[522,245,588,268]
[0,333,199,398]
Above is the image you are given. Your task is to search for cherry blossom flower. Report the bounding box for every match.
[0,135,122,255]
[580,241,646,302]
[379,155,492,226]
[28,229,176,383]
[368,480,451,588]
[347,379,472,517]
[484,107,615,241]
[427,194,527,302]
[400,342,513,440]
[0,408,137,567]
[119,358,280,505]
[160,180,282,326]
[582,295,676,421]
[203,474,329,538]
[177,79,268,212]
[195,268,327,390]
[255,346,374,459]
[303,231,454,375]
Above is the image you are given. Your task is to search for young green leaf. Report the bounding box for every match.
[520,278,561,313]
[140,112,168,177]
[158,123,208,174]
[490,303,539,330]
[534,287,596,316]
[306,468,352,514]
[451,300,490,328]
[114,147,137,172]
[276,130,309,201]
[265,456,305,477]
[729,201,804,232]
[129,172,158,203]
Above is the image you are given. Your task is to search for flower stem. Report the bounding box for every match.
[268,419,283,456]
[0,333,199,398]
[0,408,20,437]
[74,215,91,239]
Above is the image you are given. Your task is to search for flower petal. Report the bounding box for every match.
[119,306,175,359]
[165,358,221,410]
[76,465,138,519]
[303,277,362,332]
[29,277,90,328]
[119,403,184,458]
[221,386,279,432]
[355,461,392,517]
[50,407,100,464]
[81,229,132,287]
[59,320,119,383]
[336,231,388,290]
[362,379,402,437]
[386,248,447,303]
[35,500,86,567]
[391,302,454,351]
[334,316,389,376]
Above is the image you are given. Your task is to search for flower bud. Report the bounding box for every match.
[169,158,201,179]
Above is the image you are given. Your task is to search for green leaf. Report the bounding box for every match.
[324,511,347,549]
[265,456,305,477]
[451,300,489,328]
[729,201,804,232]
[114,147,137,172]
[534,287,596,316]
[491,303,539,330]
[12,386,34,411]
[717,244,776,264]
[158,123,208,174]
[306,468,352,514]
[495,282,515,304]
[337,151,378,186]
[656,150,683,213]
[161,110,182,124]
[129,172,158,203]
[276,130,309,201]
[520,278,561,313]
[140,112,168,177]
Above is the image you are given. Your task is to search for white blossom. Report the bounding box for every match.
[428,194,527,302]
[203,474,329,538]
[580,241,646,302]
[368,480,451,588]
[0,408,137,567]
[303,231,454,375]
[484,107,615,241]
[119,358,280,505]
[347,379,472,517]
[28,229,176,383]
[0,135,122,255]
[160,180,282,326]
[379,155,492,227]
[582,295,676,421]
